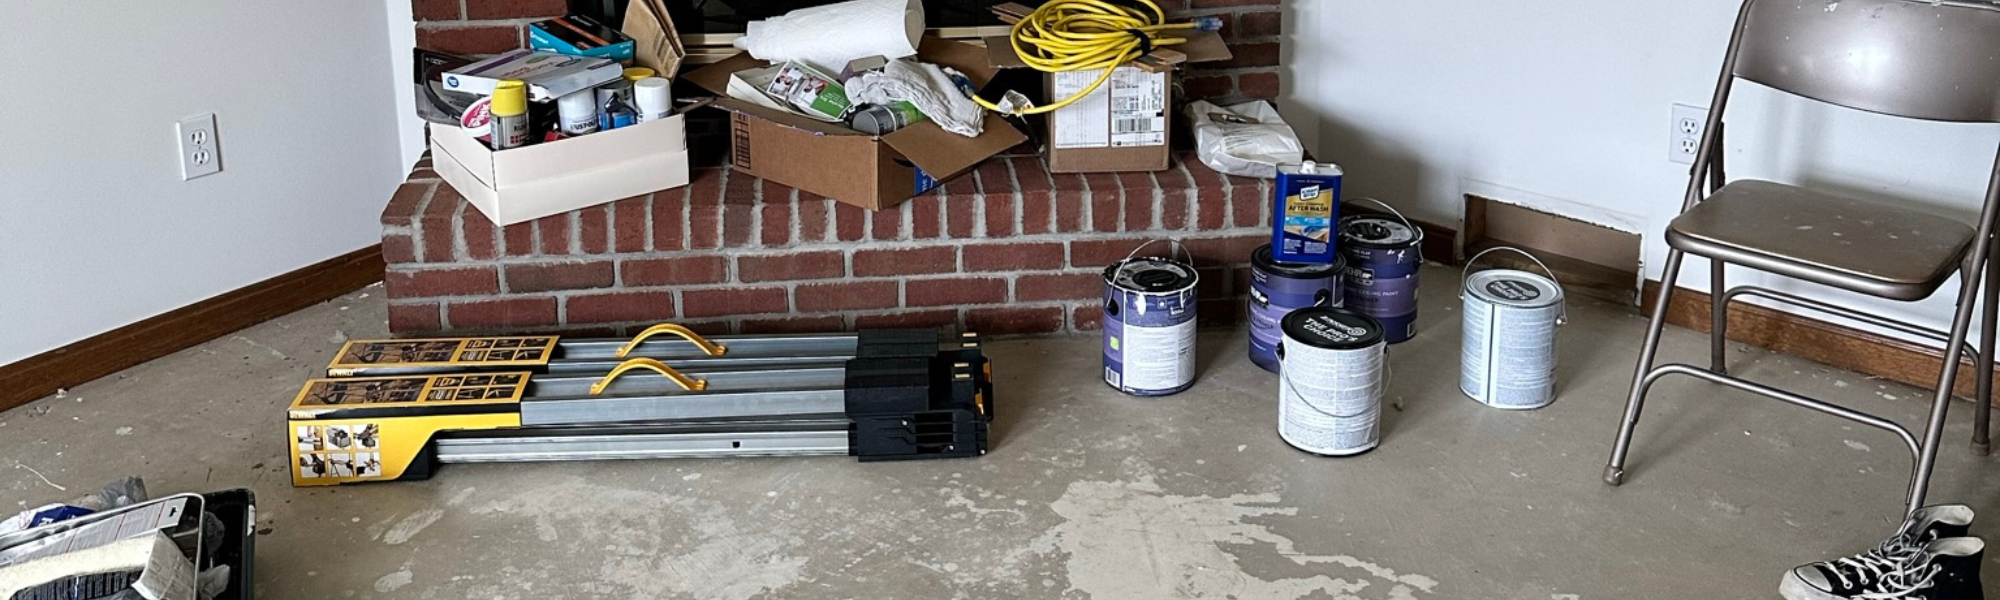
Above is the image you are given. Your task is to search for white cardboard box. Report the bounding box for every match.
[430,114,689,226]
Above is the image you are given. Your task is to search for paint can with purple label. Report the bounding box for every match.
[1249,244,1344,373]
[1103,240,1200,396]
[1339,199,1423,344]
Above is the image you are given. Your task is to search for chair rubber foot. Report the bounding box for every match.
[1603,465,1625,486]
[1976,440,1991,457]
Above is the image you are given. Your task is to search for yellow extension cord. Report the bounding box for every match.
[977,0,1200,116]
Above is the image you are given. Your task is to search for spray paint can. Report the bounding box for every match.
[556,90,600,136]
[1339,199,1423,344]
[633,77,672,123]
[1278,307,1386,456]
[1249,244,1344,374]
[850,102,928,135]
[1271,161,1345,265]
[1103,241,1199,397]
[1460,247,1567,410]
[488,79,531,150]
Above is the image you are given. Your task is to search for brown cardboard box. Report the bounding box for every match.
[622,0,687,78]
[985,30,1233,173]
[682,38,1028,211]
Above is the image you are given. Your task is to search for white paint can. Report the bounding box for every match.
[1459,247,1566,410]
[1278,307,1387,456]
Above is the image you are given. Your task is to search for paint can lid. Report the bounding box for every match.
[1465,270,1564,308]
[1281,307,1383,351]
[1338,215,1421,249]
[1253,244,1343,278]
[1103,257,1197,293]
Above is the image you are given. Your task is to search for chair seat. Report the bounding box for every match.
[1666,180,1975,301]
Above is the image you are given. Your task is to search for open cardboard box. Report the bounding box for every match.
[682,37,1028,211]
[985,30,1232,173]
[430,113,690,226]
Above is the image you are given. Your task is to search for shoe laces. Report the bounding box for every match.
[1823,526,1937,589]
[1852,557,1941,600]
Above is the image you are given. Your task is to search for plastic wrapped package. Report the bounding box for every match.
[1185,100,1305,179]
[733,0,923,73]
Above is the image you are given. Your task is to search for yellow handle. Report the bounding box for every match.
[617,324,726,358]
[590,358,707,395]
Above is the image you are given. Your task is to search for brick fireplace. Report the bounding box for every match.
[387,0,1285,336]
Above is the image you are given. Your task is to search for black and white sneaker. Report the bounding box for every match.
[1781,505,1975,600]
[1780,537,1984,600]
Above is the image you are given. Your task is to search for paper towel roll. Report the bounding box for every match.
[734,0,924,72]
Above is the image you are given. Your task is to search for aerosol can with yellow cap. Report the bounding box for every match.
[488,79,531,150]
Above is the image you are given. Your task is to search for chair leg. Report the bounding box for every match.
[1907,247,1993,514]
[1607,249,1688,486]
[1711,260,1728,375]
[1977,237,1997,456]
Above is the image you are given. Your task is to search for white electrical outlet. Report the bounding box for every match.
[1669,104,1708,165]
[177,113,222,180]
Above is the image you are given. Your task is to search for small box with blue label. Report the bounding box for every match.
[1271,161,1344,264]
[529,15,635,62]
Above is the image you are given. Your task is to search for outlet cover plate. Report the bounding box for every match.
[1669,104,1707,165]
[177,113,221,180]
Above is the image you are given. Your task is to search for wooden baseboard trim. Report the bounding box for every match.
[0,246,385,412]
[1643,280,1997,401]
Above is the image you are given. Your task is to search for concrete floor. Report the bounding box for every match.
[6,265,2000,599]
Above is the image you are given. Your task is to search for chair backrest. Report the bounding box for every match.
[1734,0,2000,123]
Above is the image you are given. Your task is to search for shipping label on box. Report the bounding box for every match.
[1052,66,1168,149]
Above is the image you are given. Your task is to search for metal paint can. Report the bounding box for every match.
[1339,199,1424,344]
[1278,307,1386,456]
[1271,161,1345,264]
[1249,244,1344,374]
[1103,241,1200,396]
[1460,248,1567,410]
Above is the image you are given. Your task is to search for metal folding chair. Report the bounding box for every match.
[1604,0,2000,514]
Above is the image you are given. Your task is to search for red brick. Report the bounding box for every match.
[1182,233,1267,267]
[388,303,442,333]
[1236,10,1282,37]
[1120,172,1156,230]
[1184,75,1234,101]
[966,306,1064,335]
[1156,166,1193,231]
[465,0,565,20]
[1196,267,1230,300]
[1085,174,1122,232]
[741,315,847,335]
[1197,299,1249,327]
[1187,160,1229,229]
[1069,237,1157,268]
[964,242,1064,272]
[614,196,649,253]
[682,287,788,318]
[652,187,687,251]
[1190,0,1276,7]
[689,172,723,249]
[796,281,900,312]
[382,181,432,227]
[502,222,535,256]
[760,189,793,247]
[566,291,676,324]
[420,185,459,263]
[621,255,728,286]
[912,197,942,239]
[854,246,955,277]
[798,194,829,243]
[722,173,756,247]
[535,213,571,255]
[461,208,498,260]
[1054,188,1086,233]
[834,202,867,242]
[383,232,417,264]
[388,267,500,298]
[448,297,558,330]
[1230,179,1266,227]
[870,206,903,241]
[737,250,844,282]
[1012,157,1054,235]
[412,0,460,21]
[505,261,614,292]
[579,206,610,254]
[1231,267,1253,298]
[1071,303,1103,331]
[408,167,440,181]
[1219,42,1281,69]
[907,278,1007,307]
[939,172,977,198]
[415,25,521,55]
[855,309,959,329]
[1238,71,1281,100]
[1016,272,1102,302]
[947,195,979,238]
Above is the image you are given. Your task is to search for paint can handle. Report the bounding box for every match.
[1344,197,1420,261]
[1461,246,1568,326]
[591,358,708,395]
[618,323,727,358]
[1278,345,1390,420]
[1117,239,1192,272]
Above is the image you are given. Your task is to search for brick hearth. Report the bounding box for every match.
[381,155,1270,336]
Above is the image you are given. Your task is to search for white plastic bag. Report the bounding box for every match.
[1186,100,1304,179]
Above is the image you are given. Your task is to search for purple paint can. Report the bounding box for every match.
[1339,203,1424,344]
[1249,244,1344,373]
[1103,243,1200,397]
